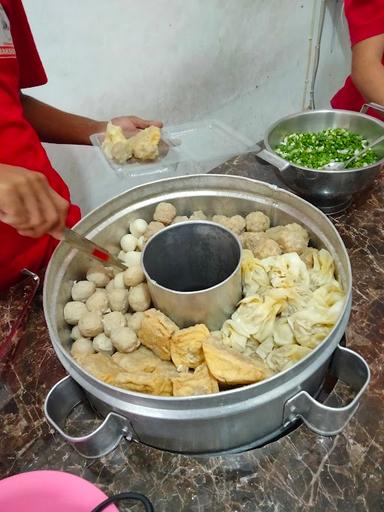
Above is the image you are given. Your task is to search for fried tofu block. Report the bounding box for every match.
[138,309,179,360]
[113,346,180,378]
[172,363,219,397]
[78,352,172,396]
[170,324,209,369]
[202,336,271,385]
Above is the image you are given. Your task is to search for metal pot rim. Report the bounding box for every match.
[263,108,384,174]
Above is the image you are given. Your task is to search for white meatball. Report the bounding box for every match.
[125,312,132,323]
[113,272,126,289]
[71,338,95,359]
[120,234,138,252]
[86,266,111,287]
[127,311,145,332]
[64,301,88,326]
[86,289,110,313]
[121,251,142,268]
[137,236,145,251]
[128,283,151,312]
[110,327,140,353]
[118,250,127,262]
[153,202,176,225]
[123,266,145,287]
[93,333,114,355]
[108,288,129,313]
[71,281,96,302]
[130,219,148,238]
[105,279,115,292]
[70,325,81,340]
[78,311,104,338]
[102,311,126,337]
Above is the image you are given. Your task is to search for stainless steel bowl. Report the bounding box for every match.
[257,104,384,213]
[43,175,369,457]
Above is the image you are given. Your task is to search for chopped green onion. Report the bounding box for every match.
[275,128,379,169]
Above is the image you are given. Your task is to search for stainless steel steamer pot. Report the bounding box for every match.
[44,175,370,458]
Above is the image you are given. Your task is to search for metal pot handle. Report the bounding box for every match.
[44,375,133,458]
[255,148,290,172]
[360,102,384,115]
[283,345,370,436]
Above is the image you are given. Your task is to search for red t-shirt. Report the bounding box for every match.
[0,0,80,290]
[331,0,384,111]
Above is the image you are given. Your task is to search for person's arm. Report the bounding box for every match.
[20,94,162,145]
[351,34,384,106]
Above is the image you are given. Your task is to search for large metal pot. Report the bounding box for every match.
[257,103,384,213]
[43,175,369,458]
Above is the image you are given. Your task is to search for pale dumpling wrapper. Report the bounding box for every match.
[266,344,312,372]
[225,294,284,343]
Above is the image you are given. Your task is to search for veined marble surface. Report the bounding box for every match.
[0,155,383,512]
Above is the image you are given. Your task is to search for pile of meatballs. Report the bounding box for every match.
[63,201,310,396]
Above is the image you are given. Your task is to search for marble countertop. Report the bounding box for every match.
[0,155,383,512]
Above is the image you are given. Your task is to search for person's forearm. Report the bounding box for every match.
[351,35,384,107]
[20,94,106,145]
[352,63,384,106]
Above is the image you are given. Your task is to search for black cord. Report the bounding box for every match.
[91,491,154,512]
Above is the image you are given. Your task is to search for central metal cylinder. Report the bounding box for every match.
[141,221,242,330]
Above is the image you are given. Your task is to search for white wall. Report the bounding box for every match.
[23,0,350,213]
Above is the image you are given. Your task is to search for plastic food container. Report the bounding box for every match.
[90,119,259,178]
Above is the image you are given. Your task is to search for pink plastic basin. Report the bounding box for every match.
[0,470,118,512]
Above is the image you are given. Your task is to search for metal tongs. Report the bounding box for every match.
[63,228,125,271]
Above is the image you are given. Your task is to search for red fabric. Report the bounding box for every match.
[0,0,80,290]
[331,0,384,112]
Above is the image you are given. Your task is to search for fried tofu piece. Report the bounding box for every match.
[112,346,162,372]
[172,363,219,396]
[75,352,121,381]
[113,346,180,378]
[78,352,172,396]
[138,308,179,360]
[112,370,172,396]
[129,126,161,161]
[170,324,209,369]
[202,336,271,385]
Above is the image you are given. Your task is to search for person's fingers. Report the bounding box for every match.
[129,117,163,129]
[148,120,163,128]
[18,174,48,233]
[0,171,69,238]
[47,189,69,239]
[0,188,29,228]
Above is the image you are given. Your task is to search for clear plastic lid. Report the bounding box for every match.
[90,119,260,177]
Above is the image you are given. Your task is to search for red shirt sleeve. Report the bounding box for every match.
[345,0,384,46]
[2,0,47,88]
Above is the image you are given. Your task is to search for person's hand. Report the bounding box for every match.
[110,115,163,134]
[0,165,69,239]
